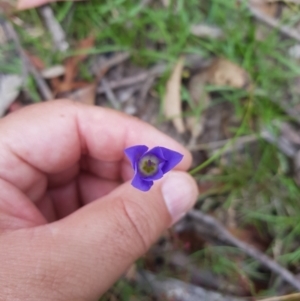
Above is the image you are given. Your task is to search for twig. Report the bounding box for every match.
[136,270,245,301]
[280,122,300,145]
[38,5,69,52]
[118,84,142,103]
[97,73,148,93]
[169,251,247,296]
[97,57,206,96]
[95,52,130,83]
[248,5,300,43]
[101,78,120,109]
[259,293,300,301]
[261,128,297,157]
[188,210,300,291]
[4,20,53,100]
[268,0,300,3]
[272,100,300,125]
[139,75,155,103]
[94,52,132,109]
[189,124,299,158]
[97,64,166,94]
[188,134,258,151]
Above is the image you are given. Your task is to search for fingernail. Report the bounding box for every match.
[161,172,198,224]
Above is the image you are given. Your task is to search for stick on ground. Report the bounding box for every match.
[136,270,244,301]
[97,64,166,94]
[249,5,300,43]
[259,292,300,301]
[5,20,53,100]
[188,209,300,291]
[101,78,120,109]
[38,5,69,52]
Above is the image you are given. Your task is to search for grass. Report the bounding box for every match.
[8,0,300,298]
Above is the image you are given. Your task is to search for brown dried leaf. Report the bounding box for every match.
[186,116,205,142]
[190,24,223,39]
[56,36,95,94]
[26,52,45,70]
[206,58,250,89]
[0,1,15,15]
[124,263,137,281]
[74,36,95,63]
[67,84,96,105]
[163,56,185,133]
[249,0,280,17]
[188,72,210,108]
[161,0,170,7]
[228,226,268,251]
[250,0,282,40]
[186,72,210,140]
[198,181,218,195]
[104,293,118,301]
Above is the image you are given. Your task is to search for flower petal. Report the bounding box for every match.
[131,172,154,192]
[145,147,165,162]
[159,147,183,173]
[124,145,148,169]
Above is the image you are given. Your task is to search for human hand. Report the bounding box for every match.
[17,0,80,10]
[0,100,197,301]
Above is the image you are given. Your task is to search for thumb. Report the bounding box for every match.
[0,171,197,300]
[45,171,197,300]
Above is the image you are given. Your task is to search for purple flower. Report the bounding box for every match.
[124,145,183,192]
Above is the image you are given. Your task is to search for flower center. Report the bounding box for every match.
[138,155,159,176]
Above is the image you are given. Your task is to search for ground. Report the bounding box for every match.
[2,0,300,300]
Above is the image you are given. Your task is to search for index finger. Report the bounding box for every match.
[0,100,191,180]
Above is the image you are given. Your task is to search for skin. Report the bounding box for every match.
[0,100,197,301]
[17,0,83,10]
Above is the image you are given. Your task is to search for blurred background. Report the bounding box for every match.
[2,0,300,300]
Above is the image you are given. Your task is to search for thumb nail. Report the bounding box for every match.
[161,172,198,224]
